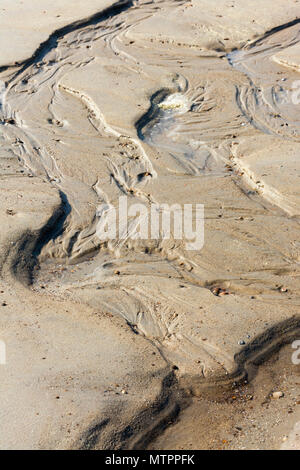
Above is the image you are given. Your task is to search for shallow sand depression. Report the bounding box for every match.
[0,0,299,450]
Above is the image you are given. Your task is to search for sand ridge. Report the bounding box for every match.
[0,0,299,449]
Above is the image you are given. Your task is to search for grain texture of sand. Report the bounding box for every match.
[0,0,299,449]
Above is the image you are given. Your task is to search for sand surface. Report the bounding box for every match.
[0,0,299,449]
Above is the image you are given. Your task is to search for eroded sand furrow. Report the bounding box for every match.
[228,21,300,141]
[1,0,300,449]
[3,0,300,374]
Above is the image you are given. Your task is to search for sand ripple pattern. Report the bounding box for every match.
[1,0,300,378]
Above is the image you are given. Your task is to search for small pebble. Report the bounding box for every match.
[280,286,288,293]
[272,391,284,399]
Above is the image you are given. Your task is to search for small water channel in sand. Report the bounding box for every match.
[0,0,299,448]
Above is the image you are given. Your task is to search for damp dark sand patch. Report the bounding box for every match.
[149,343,300,450]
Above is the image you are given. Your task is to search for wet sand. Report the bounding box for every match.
[149,344,300,450]
[0,0,299,449]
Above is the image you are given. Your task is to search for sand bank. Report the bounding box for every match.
[0,0,299,449]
